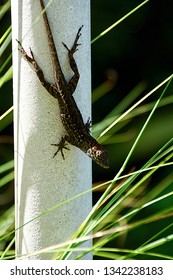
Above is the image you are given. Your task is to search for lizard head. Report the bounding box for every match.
[86,141,109,169]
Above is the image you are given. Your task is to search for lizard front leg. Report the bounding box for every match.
[85,118,92,134]
[16,40,58,99]
[51,136,70,159]
[62,26,83,94]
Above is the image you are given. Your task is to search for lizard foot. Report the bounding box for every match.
[51,137,69,159]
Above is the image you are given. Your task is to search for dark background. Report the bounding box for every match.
[91,0,173,179]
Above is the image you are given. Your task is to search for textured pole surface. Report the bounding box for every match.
[12,0,91,259]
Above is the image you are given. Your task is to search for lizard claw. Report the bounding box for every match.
[85,118,92,134]
[51,137,69,159]
[62,42,69,51]
[62,25,83,55]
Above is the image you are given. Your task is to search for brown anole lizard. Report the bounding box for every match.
[17,0,109,169]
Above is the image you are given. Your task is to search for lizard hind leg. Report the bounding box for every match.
[51,136,70,159]
[62,25,83,55]
[62,25,84,94]
[16,40,58,99]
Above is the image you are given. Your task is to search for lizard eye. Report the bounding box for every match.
[86,143,109,169]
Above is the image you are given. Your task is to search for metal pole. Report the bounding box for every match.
[12,0,92,259]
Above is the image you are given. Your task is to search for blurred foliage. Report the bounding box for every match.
[91,0,173,259]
